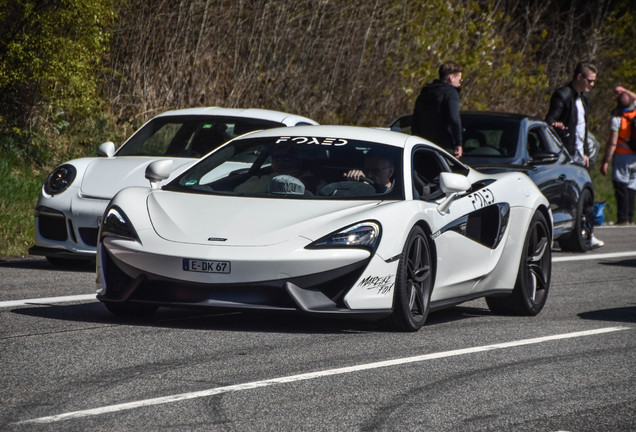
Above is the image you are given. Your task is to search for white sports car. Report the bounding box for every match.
[30,108,317,266]
[97,125,552,331]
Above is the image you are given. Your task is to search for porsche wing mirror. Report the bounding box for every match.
[145,160,173,189]
[97,141,116,158]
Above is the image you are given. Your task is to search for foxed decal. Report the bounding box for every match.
[469,188,495,210]
[275,136,348,146]
[358,274,395,295]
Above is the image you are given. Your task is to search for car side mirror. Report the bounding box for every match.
[97,141,116,158]
[145,160,173,189]
[530,152,559,165]
[437,172,471,215]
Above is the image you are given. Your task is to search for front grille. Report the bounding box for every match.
[102,249,370,312]
[38,215,67,241]
[79,228,98,246]
[134,280,297,308]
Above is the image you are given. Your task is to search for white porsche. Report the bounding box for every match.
[30,108,318,266]
[97,125,552,331]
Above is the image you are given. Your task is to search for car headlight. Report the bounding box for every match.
[100,206,139,241]
[43,164,77,195]
[307,221,381,252]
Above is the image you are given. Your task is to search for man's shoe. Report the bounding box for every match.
[590,235,605,249]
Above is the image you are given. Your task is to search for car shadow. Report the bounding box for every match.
[578,305,636,324]
[9,302,491,334]
[598,258,636,268]
[0,257,95,272]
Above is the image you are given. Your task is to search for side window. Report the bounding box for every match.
[528,126,562,160]
[526,128,547,159]
[412,148,448,200]
[542,126,564,153]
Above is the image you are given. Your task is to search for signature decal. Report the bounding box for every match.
[358,274,395,295]
[469,188,495,210]
[275,136,348,146]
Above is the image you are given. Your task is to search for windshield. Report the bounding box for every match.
[460,116,520,159]
[116,115,284,157]
[166,136,404,200]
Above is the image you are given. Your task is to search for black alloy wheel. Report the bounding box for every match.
[487,210,551,315]
[385,225,433,332]
[560,188,594,252]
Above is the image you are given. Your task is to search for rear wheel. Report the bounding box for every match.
[486,210,551,315]
[385,226,433,332]
[559,188,593,252]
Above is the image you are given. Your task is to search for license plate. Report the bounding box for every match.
[183,259,231,274]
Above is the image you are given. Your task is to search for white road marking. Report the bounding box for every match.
[0,294,96,308]
[17,326,631,425]
[552,251,636,262]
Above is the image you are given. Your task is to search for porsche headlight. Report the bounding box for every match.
[101,206,139,241]
[308,221,381,252]
[43,164,77,195]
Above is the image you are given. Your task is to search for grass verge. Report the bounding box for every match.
[0,153,47,257]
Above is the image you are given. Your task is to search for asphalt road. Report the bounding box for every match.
[1,226,635,431]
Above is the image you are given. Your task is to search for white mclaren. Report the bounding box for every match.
[30,108,318,266]
[97,125,552,331]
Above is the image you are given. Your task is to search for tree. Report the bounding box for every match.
[0,0,115,137]
[396,0,549,115]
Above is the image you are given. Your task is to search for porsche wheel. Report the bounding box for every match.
[486,211,551,315]
[559,188,593,252]
[385,226,433,332]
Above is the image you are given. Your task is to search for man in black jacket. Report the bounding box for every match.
[545,61,597,168]
[412,61,463,157]
[546,61,604,249]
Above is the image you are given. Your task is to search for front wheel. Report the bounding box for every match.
[486,210,551,315]
[385,226,433,332]
[559,188,593,252]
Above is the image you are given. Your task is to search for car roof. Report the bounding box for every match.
[461,110,541,122]
[393,111,543,122]
[154,107,318,126]
[236,125,416,149]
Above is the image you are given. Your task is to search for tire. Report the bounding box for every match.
[385,226,433,332]
[103,301,158,317]
[559,188,594,252]
[486,210,551,315]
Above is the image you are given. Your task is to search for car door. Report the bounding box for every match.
[412,148,509,301]
[525,124,576,232]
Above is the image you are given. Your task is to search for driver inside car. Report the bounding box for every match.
[234,144,321,194]
[343,151,395,193]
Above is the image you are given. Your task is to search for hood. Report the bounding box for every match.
[80,157,194,199]
[146,192,380,246]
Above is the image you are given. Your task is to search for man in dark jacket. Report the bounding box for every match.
[412,61,463,157]
[546,61,604,249]
[545,61,597,167]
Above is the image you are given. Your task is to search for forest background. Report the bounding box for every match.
[1,0,635,256]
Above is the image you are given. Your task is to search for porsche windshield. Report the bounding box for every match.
[116,115,284,157]
[167,136,404,199]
